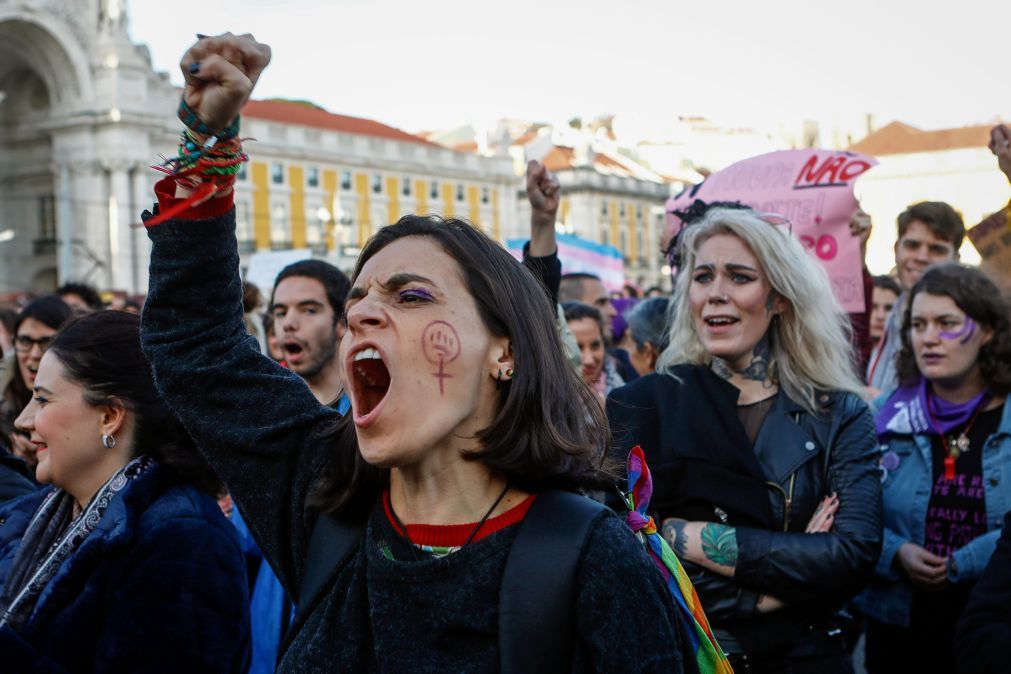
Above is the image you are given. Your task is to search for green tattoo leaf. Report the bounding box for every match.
[700,523,739,567]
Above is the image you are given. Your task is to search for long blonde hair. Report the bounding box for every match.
[656,207,864,414]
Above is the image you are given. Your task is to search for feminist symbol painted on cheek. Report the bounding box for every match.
[940,318,977,345]
[422,321,461,395]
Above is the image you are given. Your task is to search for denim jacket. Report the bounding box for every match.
[854,397,1011,627]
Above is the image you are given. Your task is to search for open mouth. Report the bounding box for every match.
[351,347,391,419]
[705,316,739,327]
[283,341,305,359]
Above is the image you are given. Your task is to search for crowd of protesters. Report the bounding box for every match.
[0,31,1008,674]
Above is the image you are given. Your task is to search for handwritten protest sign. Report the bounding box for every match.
[967,205,1011,296]
[665,150,878,312]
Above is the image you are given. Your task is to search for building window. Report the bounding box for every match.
[372,173,383,194]
[271,163,284,185]
[636,204,642,221]
[601,228,610,246]
[637,230,644,260]
[456,184,465,202]
[430,181,439,200]
[620,230,628,256]
[270,204,290,248]
[339,212,358,246]
[235,202,254,249]
[307,167,319,188]
[340,170,352,191]
[402,177,412,197]
[619,202,626,218]
[481,186,490,204]
[237,164,247,181]
[601,200,608,216]
[37,196,56,242]
[306,206,324,247]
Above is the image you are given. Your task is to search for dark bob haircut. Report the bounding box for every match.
[897,263,1011,394]
[49,311,222,495]
[312,215,611,516]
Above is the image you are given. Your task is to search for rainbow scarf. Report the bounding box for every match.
[624,445,733,674]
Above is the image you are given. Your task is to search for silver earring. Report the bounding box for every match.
[101,434,116,449]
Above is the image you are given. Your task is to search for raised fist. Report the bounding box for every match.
[180,33,272,134]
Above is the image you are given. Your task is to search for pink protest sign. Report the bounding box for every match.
[665,150,877,312]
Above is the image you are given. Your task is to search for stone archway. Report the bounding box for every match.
[0,12,90,294]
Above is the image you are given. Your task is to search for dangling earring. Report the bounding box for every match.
[101,433,116,449]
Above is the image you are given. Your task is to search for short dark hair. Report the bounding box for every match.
[311,215,611,516]
[57,282,103,311]
[3,296,74,418]
[559,273,602,304]
[873,275,901,296]
[562,301,605,337]
[897,264,1011,394]
[271,260,351,323]
[50,311,222,494]
[896,201,965,250]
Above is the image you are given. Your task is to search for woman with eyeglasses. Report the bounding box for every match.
[608,206,882,673]
[854,264,1011,674]
[1,297,73,472]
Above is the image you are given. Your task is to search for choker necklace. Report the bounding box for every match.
[388,482,512,558]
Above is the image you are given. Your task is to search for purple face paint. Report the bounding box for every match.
[421,320,460,395]
[940,317,977,345]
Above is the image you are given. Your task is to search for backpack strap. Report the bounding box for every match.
[294,513,365,627]
[499,490,607,674]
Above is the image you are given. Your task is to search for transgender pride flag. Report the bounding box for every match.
[506,234,626,292]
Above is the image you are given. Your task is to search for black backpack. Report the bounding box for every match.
[295,490,606,673]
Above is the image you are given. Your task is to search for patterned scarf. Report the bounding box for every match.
[0,457,154,631]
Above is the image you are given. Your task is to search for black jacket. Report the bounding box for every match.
[607,365,882,655]
[0,455,36,506]
[955,509,1011,674]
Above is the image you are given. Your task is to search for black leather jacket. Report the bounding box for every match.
[607,365,883,656]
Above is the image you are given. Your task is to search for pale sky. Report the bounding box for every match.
[130,0,1009,141]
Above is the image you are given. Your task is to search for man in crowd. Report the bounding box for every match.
[559,273,617,339]
[866,201,964,394]
[57,282,103,312]
[269,260,350,405]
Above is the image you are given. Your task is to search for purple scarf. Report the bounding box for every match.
[875,377,990,439]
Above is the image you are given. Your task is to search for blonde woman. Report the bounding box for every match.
[607,207,882,673]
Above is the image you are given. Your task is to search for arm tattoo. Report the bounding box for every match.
[662,519,689,559]
[700,523,739,568]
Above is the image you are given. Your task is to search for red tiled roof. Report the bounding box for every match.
[514,131,538,146]
[543,146,575,172]
[849,121,997,156]
[242,99,437,147]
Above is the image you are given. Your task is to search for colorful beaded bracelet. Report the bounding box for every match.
[177,98,241,140]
